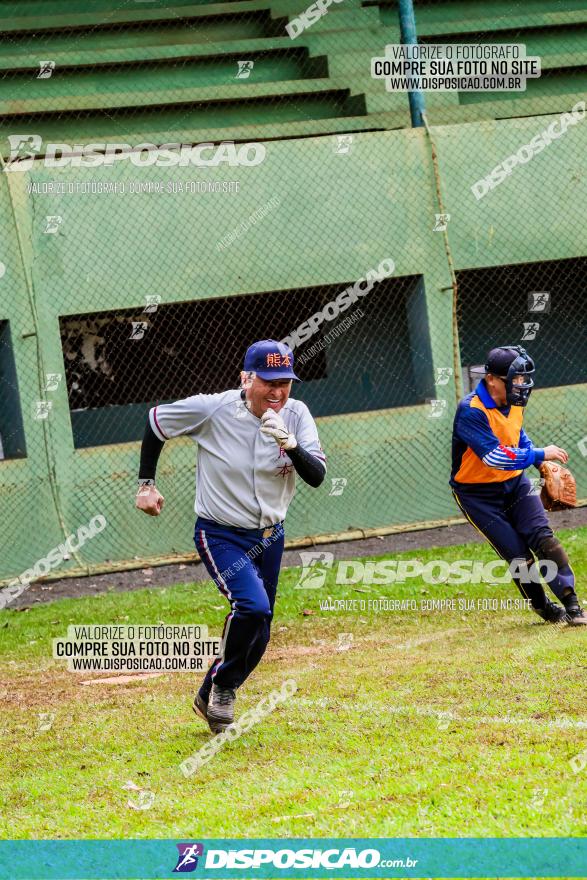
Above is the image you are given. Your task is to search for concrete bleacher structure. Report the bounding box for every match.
[1,0,586,151]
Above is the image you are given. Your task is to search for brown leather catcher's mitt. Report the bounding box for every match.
[539,461,577,511]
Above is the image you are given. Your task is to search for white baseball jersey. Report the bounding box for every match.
[149,389,325,529]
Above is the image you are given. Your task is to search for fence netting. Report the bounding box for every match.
[0,0,585,583]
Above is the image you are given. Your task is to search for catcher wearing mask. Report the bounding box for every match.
[450,345,585,626]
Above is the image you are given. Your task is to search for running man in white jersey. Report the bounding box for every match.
[136,340,326,733]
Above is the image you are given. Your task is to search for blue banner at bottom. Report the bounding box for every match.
[0,838,584,879]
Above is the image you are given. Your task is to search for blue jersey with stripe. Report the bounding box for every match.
[450,380,545,488]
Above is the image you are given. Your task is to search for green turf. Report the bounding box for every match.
[1,530,586,841]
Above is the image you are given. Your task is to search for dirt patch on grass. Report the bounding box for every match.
[0,666,178,711]
[268,644,331,661]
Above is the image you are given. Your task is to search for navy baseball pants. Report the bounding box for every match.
[194,517,285,697]
[452,473,575,607]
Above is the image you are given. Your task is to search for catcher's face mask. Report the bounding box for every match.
[495,347,535,407]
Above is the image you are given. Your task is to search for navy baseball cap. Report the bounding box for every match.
[243,339,300,381]
[485,346,529,377]
[470,345,531,377]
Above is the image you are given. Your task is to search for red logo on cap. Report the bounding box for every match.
[266,353,291,368]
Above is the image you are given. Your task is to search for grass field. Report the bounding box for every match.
[1,530,586,842]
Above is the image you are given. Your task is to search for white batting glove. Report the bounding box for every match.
[260,409,297,450]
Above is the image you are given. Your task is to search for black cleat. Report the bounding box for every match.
[207,684,236,733]
[535,601,567,624]
[562,594,587,626]
[192,691,209,723]
[192,690,225,735]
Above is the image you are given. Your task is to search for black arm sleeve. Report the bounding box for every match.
[287,444,326,488]
[139,420,165,480]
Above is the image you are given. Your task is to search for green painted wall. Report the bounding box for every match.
[0,0,585,589]
[1,109,586,582]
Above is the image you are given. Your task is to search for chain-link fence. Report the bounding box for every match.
[0,0,586,584]
[457,258,587,393]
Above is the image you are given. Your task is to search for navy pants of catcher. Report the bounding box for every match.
[452,473,574,606]
[194,517,285,697]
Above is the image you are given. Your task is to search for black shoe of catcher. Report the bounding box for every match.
[562,594,587,626]
[535,601,567,624]
[207,684,236,733]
